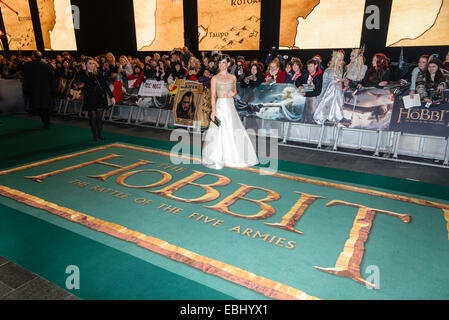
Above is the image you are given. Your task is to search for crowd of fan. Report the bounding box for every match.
[1,46,449,105]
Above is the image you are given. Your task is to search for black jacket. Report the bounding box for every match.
[240,72,264,88]
[78,71,113,110]
[23,60,56,109]
[362,68,391,88]
[294,70,323,97]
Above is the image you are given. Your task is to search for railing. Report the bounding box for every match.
[55,98,449,168]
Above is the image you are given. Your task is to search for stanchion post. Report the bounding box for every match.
[283,122,290,144]
[443,137,449,166]
[393,132,401,159]
[374,130,382,157]
[317,124,325,149]
[333,125,340,151]
[127,106,134,124]
[135,106,143,124]
[156,109,162,126]
[63,100,69,114]
[164,110,171,128]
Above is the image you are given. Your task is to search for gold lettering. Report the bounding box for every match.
[228,226,241,233]
[397,108,409,123]
[275,238,286,247]
[88,160,154,181]
[314,200,411,288]
[265,192,325,234]
[212,220,224,227]
[25,154,122,182]
[205,184,280,219]
[410,110,420,120]
[149,171,230,203]
[89,160,154,182]
[285,240,296,249]
[252,231,270,241]
[116,169,172,189]
[421,109,430,121]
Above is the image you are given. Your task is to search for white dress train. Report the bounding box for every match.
[202,82,259,170]
[313,68,345,125]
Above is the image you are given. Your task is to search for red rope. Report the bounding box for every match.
[0,1,18,15]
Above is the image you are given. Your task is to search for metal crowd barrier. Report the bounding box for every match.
[55,99,175,130]
[55,99,449,168]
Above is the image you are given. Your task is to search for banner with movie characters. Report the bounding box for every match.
[235,84,305,122]
[235,83,396,130]
[339,87,395,131]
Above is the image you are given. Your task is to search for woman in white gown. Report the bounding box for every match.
[202,55,259,170]
[313,50,347,125]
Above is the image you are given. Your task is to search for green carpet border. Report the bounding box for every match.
[0,202,236,300]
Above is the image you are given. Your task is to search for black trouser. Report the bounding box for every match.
[88,108,104,139]
[38,108,51,128]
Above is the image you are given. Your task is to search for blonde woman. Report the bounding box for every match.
[264,58,286,83]
[105,53,117,73]
[118,55,133,81]
[187,56,201,81]
[79,57,115,141]
[344,48,367,90]
[313,50,347,125]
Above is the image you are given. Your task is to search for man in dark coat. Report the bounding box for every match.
[295,58,323,123]
[23,51,56,129]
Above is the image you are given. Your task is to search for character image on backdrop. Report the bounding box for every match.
[254,86,305,121]
[202,55,259,170]
[313,50,348,125]
[176,91,196,120]
[344,47,367,91]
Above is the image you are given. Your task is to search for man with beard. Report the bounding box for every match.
[176,91,196,120]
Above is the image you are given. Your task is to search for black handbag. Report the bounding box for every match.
[212,117,221,127]
[94,75,110,108]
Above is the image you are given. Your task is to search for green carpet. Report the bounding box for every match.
[0,115,448,300]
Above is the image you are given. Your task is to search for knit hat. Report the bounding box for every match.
[313,55,322,63]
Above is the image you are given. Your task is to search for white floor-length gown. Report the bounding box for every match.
[202,82,259,170]
[313,68,345,125]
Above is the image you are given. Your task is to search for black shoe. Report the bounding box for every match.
[98,136,106,140]
[93,136,98,142]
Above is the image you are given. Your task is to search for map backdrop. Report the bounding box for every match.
[36,0,77,51]
[386,0,449,47]
[134,0,185,51]
[279,0,365,49]
[0,0,36,50]
[197,0,261,51]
